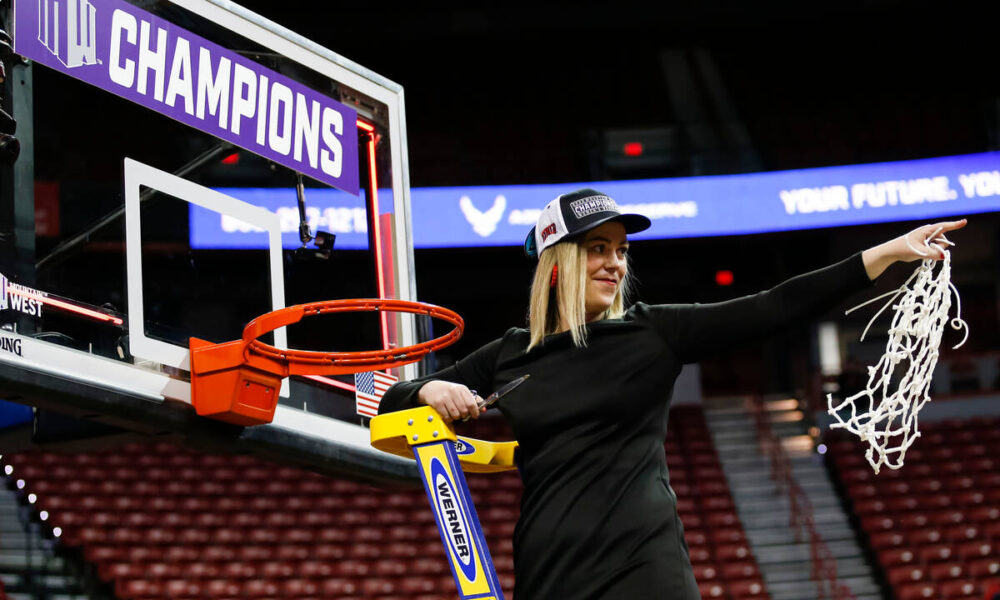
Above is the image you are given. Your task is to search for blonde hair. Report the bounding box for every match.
[527,240,631,351]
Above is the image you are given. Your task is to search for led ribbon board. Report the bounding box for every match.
[14,0,360,194]
[192,152,1000,249]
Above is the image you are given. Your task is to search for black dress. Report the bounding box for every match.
[378,253,873,599]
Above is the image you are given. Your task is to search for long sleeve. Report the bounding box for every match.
[377,334,508,415]
[635,252,874,365]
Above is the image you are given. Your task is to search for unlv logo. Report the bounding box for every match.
[540,223,557,242]
[38,0,98,68]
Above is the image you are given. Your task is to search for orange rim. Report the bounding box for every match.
[241,299,464,375]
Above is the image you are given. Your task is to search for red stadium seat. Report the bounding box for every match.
[847,483,878,499]
[703,495,736,511]
[715,544,753,562]
[260,561,296,579]
[688,546,712,564]
[710,527,747,546]
[967,458,995,472]
[940,580,980,599]
[85,545,124,563]
[331,560,370,578]
[692,564,719,582]
[862,515,897,532]
[115,578,164,598]
[493,554,514,572]
[201,546,237,562]
[220,562,257,579]
[242,579,281,598]
[723,562,761,581]
[969,558,1000,578]
[929,510,967,526]
[944,525,981,543]
[897,582,938,600]
[899,513,931,529]
[729,578,767,599]
[698,581,727,598]
[282,578,319,597]
[684,529,709,547]
[907,528,945,545]
[398,576,438,594]
[99,562,138,581]
[889,565,928,586]
[311,544,345,561]
[163,579,201,598]
[361,578,397,596]
[957,541,994,560]
[912,479,946,494]
[869,531,907,549]
[879,548,918,568]
[706,512,741,529]
[410,558,448,575]
[373,559,408,577]
[954,491,986,507]
[919,544,956,563]
[929,562,967,581]
[854,499,888,515]
[970,506,999,523]
[185,562,221,579]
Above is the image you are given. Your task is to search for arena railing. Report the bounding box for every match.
[748,395,855,600]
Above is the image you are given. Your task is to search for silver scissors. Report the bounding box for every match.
[464,374,530,421]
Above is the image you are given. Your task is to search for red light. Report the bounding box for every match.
[623,142,644,157]
[715,270,734,286]
[356,118,391,356]
[221,153,239,165]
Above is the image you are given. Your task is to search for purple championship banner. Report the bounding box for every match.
[14,0,360,195]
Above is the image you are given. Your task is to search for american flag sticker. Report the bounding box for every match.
[354,371,397,418]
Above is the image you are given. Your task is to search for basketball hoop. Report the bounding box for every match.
[190,299,464,426]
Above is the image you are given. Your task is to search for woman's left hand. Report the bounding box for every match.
[895,219,968,262]
[862,219,967,280]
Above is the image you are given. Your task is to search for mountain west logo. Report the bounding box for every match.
[38,0,98,68]
[0,273,44,317]
[459,195,506,238]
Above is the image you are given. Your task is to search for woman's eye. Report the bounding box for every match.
[591,245,604,253]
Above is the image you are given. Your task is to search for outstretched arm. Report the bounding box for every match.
[643,219,968,364]
[862,219,966,280]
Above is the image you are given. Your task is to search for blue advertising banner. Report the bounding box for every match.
[193,152,1000,250]
[14,0,360,194]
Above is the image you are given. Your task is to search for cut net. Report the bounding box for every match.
[827,241,968,474]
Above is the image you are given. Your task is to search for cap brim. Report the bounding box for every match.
[612,213,652,234]
[577,213,652,238]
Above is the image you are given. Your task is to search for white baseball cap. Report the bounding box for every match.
[524,188,651,258]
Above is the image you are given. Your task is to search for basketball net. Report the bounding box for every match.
[827,233,968,474]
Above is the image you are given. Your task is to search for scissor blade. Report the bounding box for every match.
[479,374,530,409]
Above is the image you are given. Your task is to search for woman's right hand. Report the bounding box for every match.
[417,380,484,422]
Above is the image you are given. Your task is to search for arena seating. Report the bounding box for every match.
[827,415,1000,600]
[2,405,766,600]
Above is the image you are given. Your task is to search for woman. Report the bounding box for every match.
[378,188,965,599]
